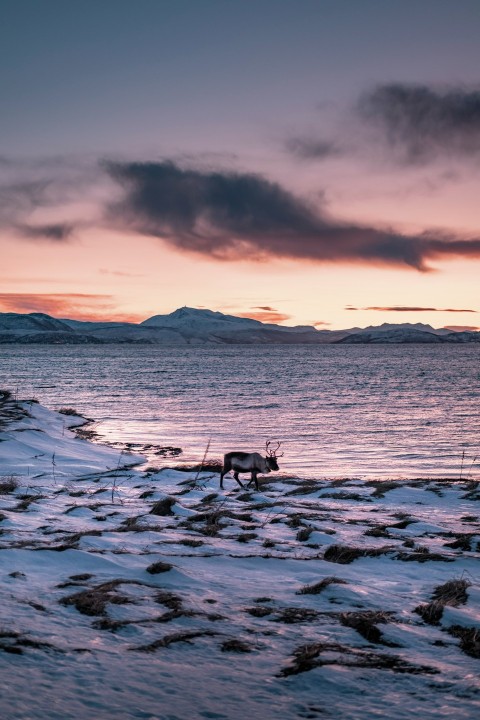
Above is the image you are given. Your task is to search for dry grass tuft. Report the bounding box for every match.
[155,590,183,611]
[389,517,416,529]
[191,507,229,537]
[279,641,437,677]
[448,626,480,658]
[118,515,145,532]
[179,538,204,547]
[367,481,401,498]
[12,494,45,512]
[415,600,444,625]
[58,407,80,416]
[396,549,453,563]
[45,529,103,552]
[74,426,101,442]
[132,629,218,653]
[364,525,390,538]
[60,579,150,616]
[274,607,320,624]
[236,533,258,543]
[285,482,322,497]
[221,638,253,653]
[444,534,476,551]
[92,617,130,632]
[146,560,173,575]
[324,544,393,564]
[296,527,313,542]
[0,629,60,655]
[200,493,219,504]
[415,578,471,625]
[150,497,176,516]
[340,610,397,645]
[286,514,303,529]
[0,476,18,494]
[245,606,272,618]
[432,578,471,605]
[320,491,369,501]
[297,576,347,595]
[139,490,155,499]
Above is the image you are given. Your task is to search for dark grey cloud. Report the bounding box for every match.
[358,83,480,163]
[0,156,100,241]
[18,223,74,241]
[285,137,342,161]
[347,306,477,313]
[0,180,71,241]
[105,160,480,271]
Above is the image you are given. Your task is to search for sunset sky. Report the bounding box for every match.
[1,0,480,330]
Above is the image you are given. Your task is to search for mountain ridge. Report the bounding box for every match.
[0,306,479,344]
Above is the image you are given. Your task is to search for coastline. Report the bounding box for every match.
[2,343,479,481]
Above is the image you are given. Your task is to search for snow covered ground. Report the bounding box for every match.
[1,393,479,719]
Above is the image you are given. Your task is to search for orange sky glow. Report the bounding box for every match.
[1,2,480,331]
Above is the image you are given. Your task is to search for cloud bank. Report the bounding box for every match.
[236,308,291,324]
[0,293,142,322]
[346,306,477,313]
[0,157,101,242]
[104,160,480,271]
[443,325,479,332]
[17,223,75,241]
[358,83,480,163]
[3,153,480,272]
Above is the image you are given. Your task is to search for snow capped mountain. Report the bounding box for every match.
[338,328,446,344]
[0,307,479,344]
[0,312,74,334]
[142,306,262,331]
[356,322,452,336]
[141,307,338,343]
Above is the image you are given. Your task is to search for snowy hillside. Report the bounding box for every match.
[338,328,446,344]
[359,322,453,335]
[0,307,479,344]
[0,312,74,334]
[0,391,144,478]
[142,306,262,330]
[1,394,479,719]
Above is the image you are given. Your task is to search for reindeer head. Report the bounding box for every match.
[265,440,283,471]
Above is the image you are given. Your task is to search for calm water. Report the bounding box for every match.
[1,344,479,479]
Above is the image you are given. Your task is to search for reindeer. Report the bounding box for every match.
[220,441,283,491]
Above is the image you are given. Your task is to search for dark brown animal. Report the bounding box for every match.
[220,441,283,490]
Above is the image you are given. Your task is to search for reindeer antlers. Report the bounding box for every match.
[265,440,284,457]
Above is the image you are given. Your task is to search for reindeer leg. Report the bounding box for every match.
[246,472,259,490]
[233,471,244,488]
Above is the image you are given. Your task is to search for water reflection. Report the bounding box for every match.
[1,344,479,479]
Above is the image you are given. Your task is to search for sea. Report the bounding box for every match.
[1,344,479,479]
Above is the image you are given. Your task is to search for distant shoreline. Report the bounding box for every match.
[2,307,479,345]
